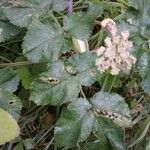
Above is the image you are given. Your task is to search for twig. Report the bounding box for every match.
[44,137,55,150]
[0,61,34,68]
[80,85,86,99]
[0,56,12,63]
[95,20,101,26]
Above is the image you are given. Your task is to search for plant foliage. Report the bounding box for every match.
[0,0,150,149]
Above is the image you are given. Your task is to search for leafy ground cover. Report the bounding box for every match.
[0,0,150,150]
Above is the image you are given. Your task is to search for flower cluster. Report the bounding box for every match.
[95,19,136,75]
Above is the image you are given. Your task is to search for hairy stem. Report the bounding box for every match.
[67,0,73,15]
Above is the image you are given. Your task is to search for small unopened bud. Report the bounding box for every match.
[101,18,117,36]
[72,38,89,53]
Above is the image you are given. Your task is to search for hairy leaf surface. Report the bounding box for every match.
[0,20,20,42]
[118,0,150,38]
[54,98,94,148]
[0,89,22,120]
[138,52,150,95]
[54,95,126,149]
[0,2,20,42]
[93,117,126,150]
[0,68,20,92]
[63,3,103,40]
[91,91,132,128]
[23,21,68,63]
[3,0,67,27]
[30,52,97,105]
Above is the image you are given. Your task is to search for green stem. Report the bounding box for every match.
[51,12,62,28]
[102,75,109,91]
[108,75,117,93]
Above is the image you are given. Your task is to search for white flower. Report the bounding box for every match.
[95,19,136,75]
[96,46,105,56]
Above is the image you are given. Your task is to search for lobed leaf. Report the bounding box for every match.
[54,93,127,149]
[93,116,126,150]
[0,1,20,42]
[63,3,103,40]
[23,21,68,63]
[91,91,130,117]
[0,20,20,42]
[118,0,150,38]
[3,0,67,27]
[91,91,132,128]
[29,52,97,105]
[54,98,94,148]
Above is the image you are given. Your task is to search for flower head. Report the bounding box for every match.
[95,19,136,75]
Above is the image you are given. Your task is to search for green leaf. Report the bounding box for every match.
[0,68,20,92]
[51,0,67,12]
[93,116,126,150]
[17,66,33,89]
[91,91,132,128]
[141,79,150,96]
[129,0,143,9]
[86,1,104,19]
[0,0,10,20]
[66,51,97,86]
[138,52,150,95]
[0,108,20,145]
[63,4,103,40]
[30,52,97,105]
[0,89,22,120]
[129,116,150,147]
[0,1,20,42]
[22,21,68,63]
[80,140,110,150]
[63,12,92,40]
[118,0,150,38]
[14,143,24,150]
[54,92,126,149]
[54,98,94,148]
[3,0,67,27]
[30,60,80,106]
[0,20,20,42]
[138,52,150,79]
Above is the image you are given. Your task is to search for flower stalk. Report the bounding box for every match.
[67,0,73,15]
